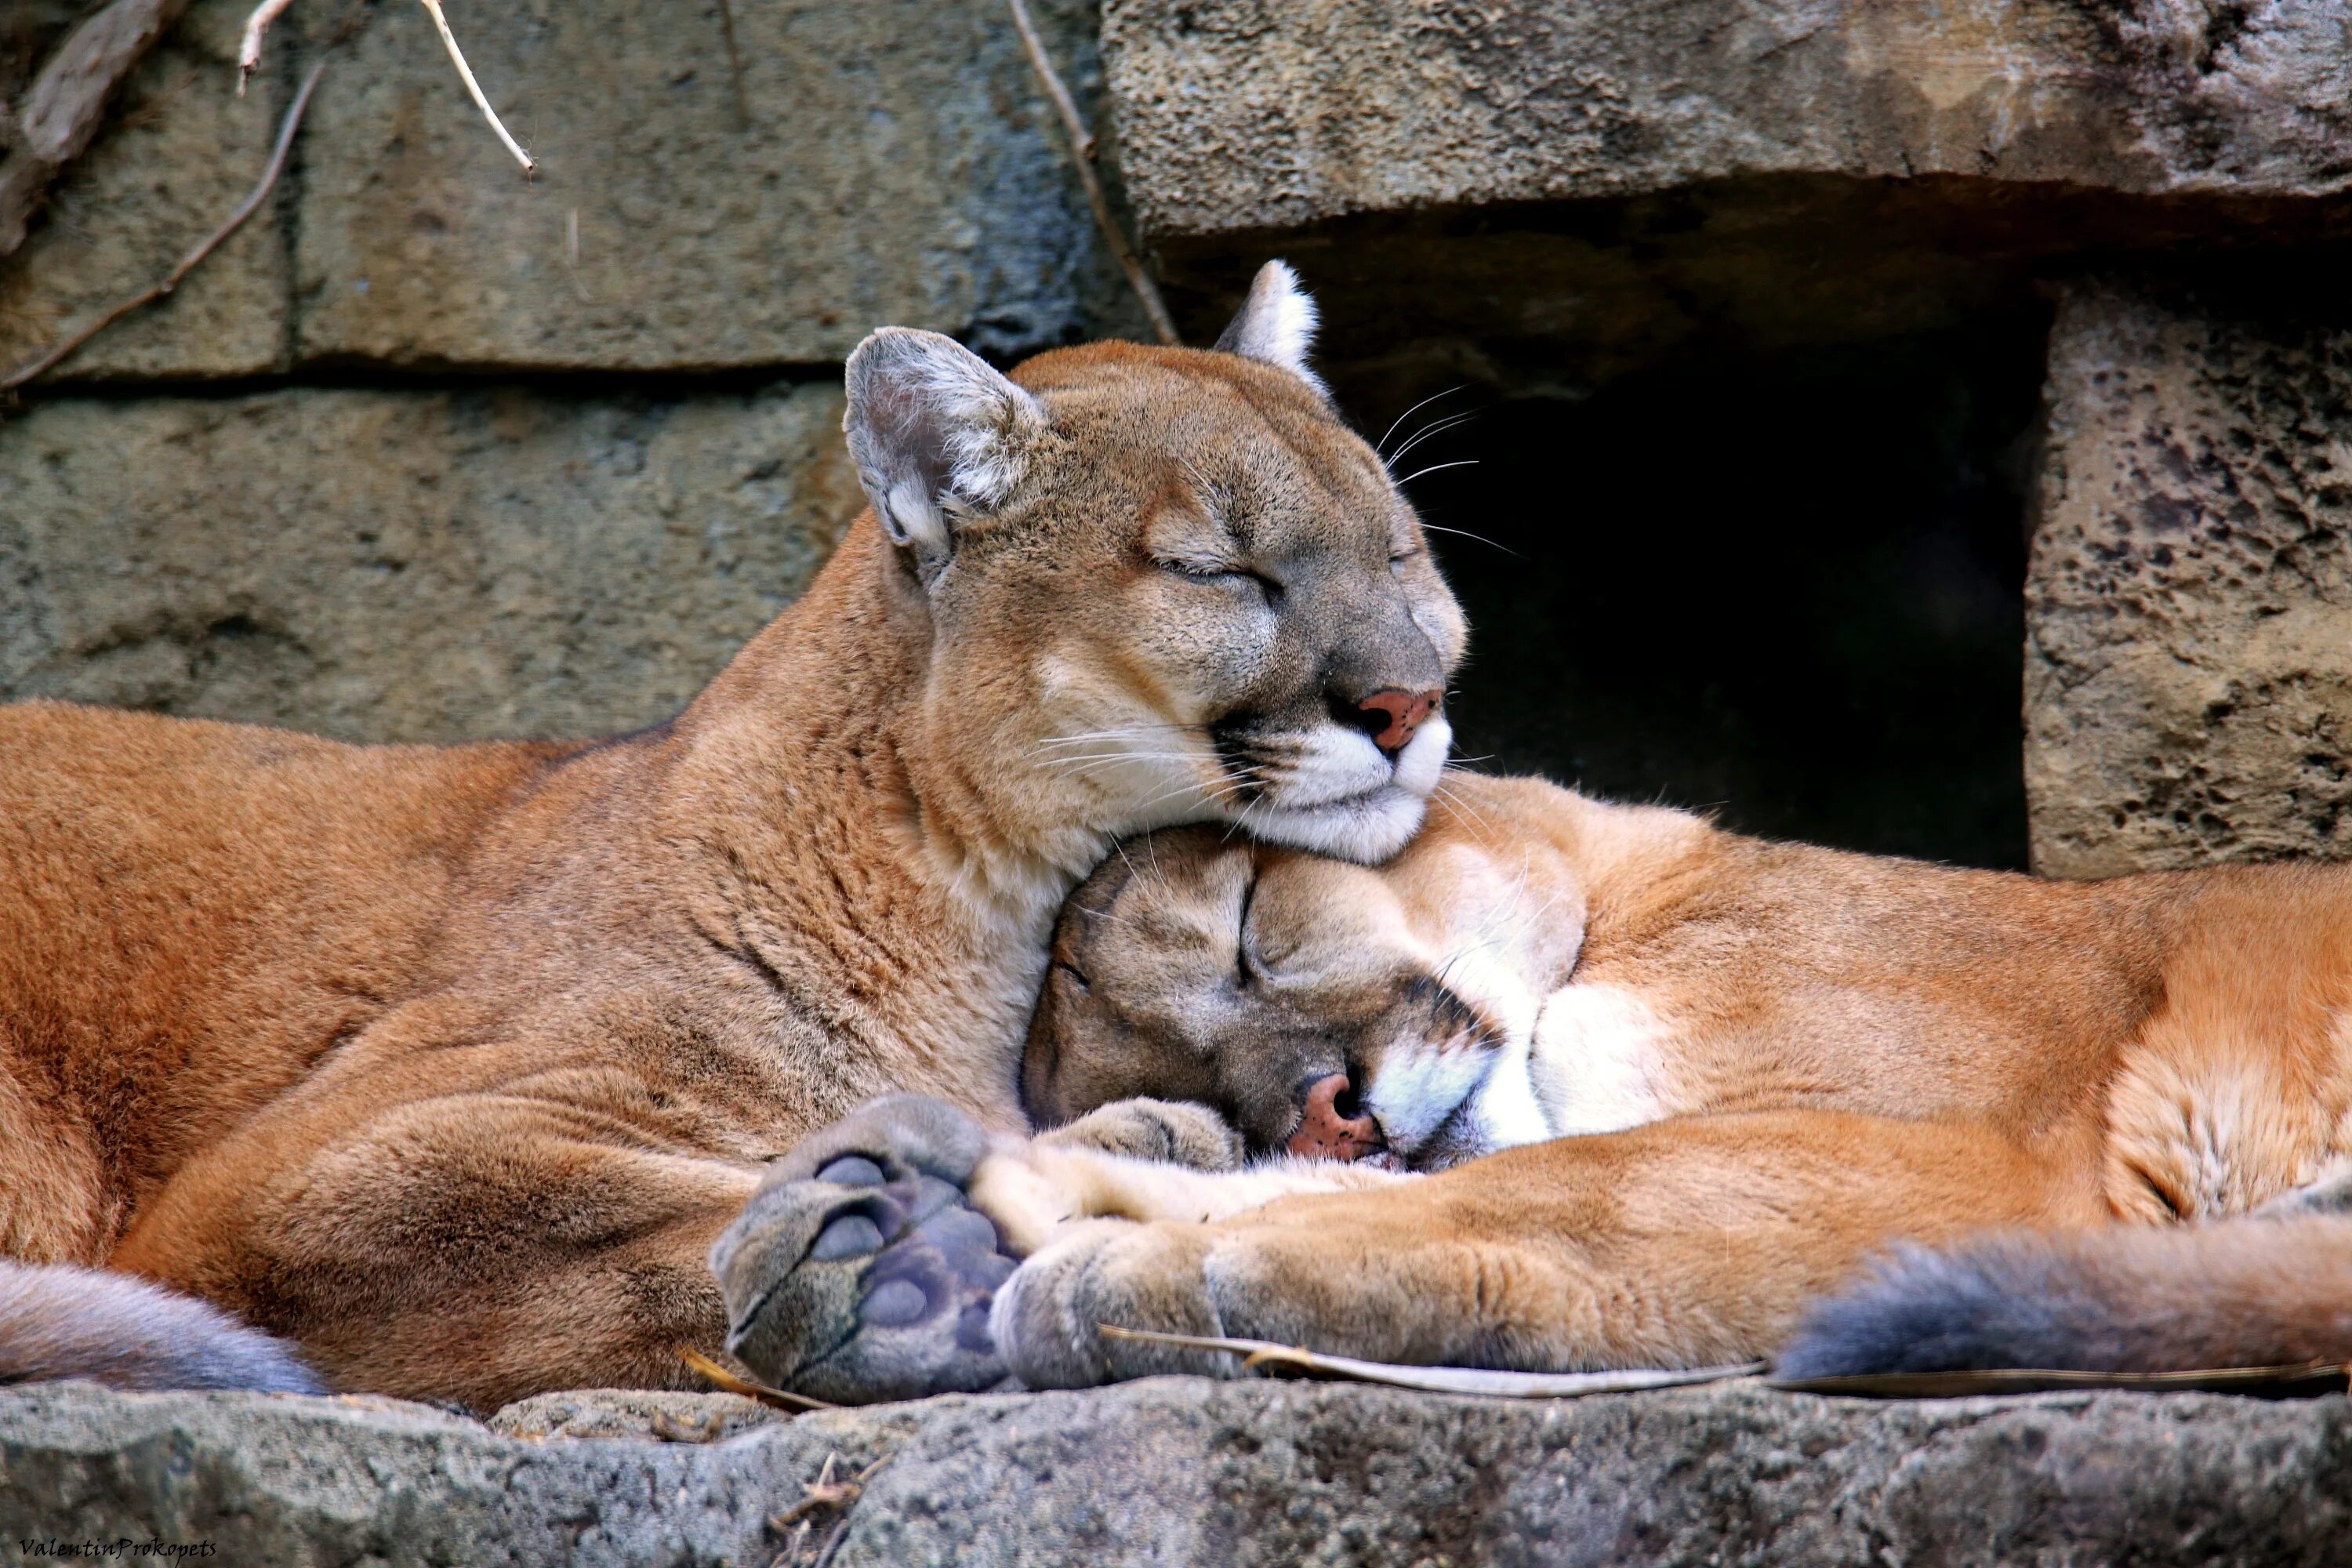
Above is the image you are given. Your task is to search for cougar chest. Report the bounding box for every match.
[1528,982,1675,1138]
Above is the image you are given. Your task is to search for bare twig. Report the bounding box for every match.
[713,0,750,127]
[808,1514,855,1568]
[416,0,534,175]
[768,1453,887,1568]
[1005,0,1178,346]
[0,0,194,256]
[236,0,295,95]
[2,54,325,392]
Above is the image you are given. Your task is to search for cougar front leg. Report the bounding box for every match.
[993,1110,2092,1388]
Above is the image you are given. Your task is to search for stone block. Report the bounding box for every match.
[2027,278,2352,877]
[0,380,861,743]
[1105,0,2352,243]
[1102,2,2352,390]
[2,1378,2347,1563]
[290,0,1130,371]
[0,0,290,382]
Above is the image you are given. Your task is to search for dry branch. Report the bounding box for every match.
[1006,0,1178,346]
[417,0,533,175]
[1,54,325,391]
[0,0,194,256]
[713,0,750,126]
[236,0,296,95]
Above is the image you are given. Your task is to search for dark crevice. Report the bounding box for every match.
[1394,312,2050,869]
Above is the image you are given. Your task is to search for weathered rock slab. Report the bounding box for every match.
[0,381,860,743]
[1105,0,2352,243]
[2027,278,2352,877]
[1,1378,2346,1565]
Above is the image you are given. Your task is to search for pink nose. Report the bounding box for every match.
[1286,1073,1385,1161]
[1356,689,1440,755]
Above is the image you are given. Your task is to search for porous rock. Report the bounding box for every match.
[0,380,861,743]
[0,1377,2345,1565]
[2027,278,2352,877]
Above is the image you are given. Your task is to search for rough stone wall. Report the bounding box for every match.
[2027,278,2352,877]
[1,0,1129,743]
[2,383,858,740]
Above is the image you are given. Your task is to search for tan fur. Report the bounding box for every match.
[960,771,2352,1384]
[0,309,1466,1407]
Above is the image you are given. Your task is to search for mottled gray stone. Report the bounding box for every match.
[288,0,1134,372]
[1105,0,2352,243]
[0,381,861,743]
[488,1389,786,1443]
[2,1378,2347,1565]
[0,0,289,382]
[2027,278,2352,877]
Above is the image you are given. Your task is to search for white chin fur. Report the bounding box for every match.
[1238,784,1428,863]
[1228,713,1451,863]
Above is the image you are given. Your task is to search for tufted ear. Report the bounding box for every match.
[1214,260,1327,398]
[844,328,1047,581]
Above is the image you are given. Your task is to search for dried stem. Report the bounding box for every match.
[713,0,750,127]
[2,56,325,391]
[1005,0,1178,347]
[236,0,295,95]
[677,1346,836,1412]
[0,0,195,256]
[416,0,534,176]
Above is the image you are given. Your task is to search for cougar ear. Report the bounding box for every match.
[844,328,1047,580]
[1214,260,1327,398]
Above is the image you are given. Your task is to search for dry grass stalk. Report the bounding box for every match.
[416,0,533,175]
[677,1345,837,1413]
[1005,0,1178,346]
[1,53,325,392]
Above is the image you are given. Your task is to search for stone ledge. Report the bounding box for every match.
[2,1377,2344,1565]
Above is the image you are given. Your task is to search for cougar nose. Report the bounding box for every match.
[1348,688,1443,757]
[1286,1073,1386,1161]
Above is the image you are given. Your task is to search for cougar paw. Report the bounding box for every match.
[710,1094,1019,1403]
[991,1220,1239,1390]
[1040,1098,1245,1170]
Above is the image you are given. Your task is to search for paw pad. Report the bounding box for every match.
[710,1094,1020,1403]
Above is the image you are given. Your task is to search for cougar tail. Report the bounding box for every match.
[0,1261,323,1393]
[1775,1217,2352,1379]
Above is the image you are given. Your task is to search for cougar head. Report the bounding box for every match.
[1023,776,1594,1170]
[844,261,1466,869]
